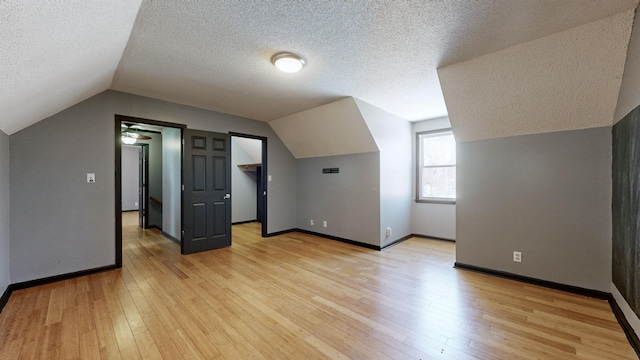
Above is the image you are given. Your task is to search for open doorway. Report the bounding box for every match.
[115,115,268,267]
[231,133,268,237]
[115,115,185,266]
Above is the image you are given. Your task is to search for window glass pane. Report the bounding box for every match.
[421,166,456,199]
[417,130,456,200]
[421,133,455,166]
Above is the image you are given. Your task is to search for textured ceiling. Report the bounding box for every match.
[110,0,639,124]
[1,0,639,135]
[0,0,142,134]
[438,11,634,142]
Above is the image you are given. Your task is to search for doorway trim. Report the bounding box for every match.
[115,115,186,267]
[230,132,268,237]
[139,143,150,229]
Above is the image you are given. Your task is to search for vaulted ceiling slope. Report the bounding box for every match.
[270,97,378,159]
[0,1,143,135]
[1,1,638,136]
[438,10,635,142]
[615,8,640,124]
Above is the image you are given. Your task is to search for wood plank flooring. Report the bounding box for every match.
[0,212,636,359]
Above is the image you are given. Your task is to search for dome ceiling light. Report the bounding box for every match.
[271,52,306,73]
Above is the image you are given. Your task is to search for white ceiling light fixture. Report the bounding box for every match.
[122,132,138,144]
[271,52,306,73]
[121,123,153,145]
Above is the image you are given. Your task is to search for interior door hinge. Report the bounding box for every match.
[182,184,184,191]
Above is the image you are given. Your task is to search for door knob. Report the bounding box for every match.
[223,193,231,199]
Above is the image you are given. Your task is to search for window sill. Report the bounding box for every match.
[415,199,456,205]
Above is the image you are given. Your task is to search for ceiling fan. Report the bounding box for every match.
[121,123,152,144]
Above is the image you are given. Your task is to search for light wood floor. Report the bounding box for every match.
[0,213,636,359]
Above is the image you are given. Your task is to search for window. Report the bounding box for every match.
[416,129,456,203]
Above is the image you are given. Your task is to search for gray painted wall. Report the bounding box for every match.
[457,127,612,292]
[162,127,181,240]
[411,117,456,240]
[355,99,412,247]
[121,145,139,211]
[137,132,162,229]
[231,137,259,223]
[9,90,296,283]
[0,130,10,294]
[10,95,116,282]
[296,153,380,246]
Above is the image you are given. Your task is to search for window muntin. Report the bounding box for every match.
[417,130,456,203]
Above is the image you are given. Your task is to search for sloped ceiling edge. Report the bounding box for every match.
[614,8,640,123]
[268,97,378,159]
[438,10,634,143]
[0,1,143,135]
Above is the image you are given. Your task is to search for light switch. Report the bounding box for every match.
[268,175,272,181]
[87,173,96,183]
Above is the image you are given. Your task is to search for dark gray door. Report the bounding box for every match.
[182,129,232,254]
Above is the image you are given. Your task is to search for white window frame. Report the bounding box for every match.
[416,129,456,204]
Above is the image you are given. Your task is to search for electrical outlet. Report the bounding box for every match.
[513,251,522,263]
[386,227,392,237]
[310,219,314,226]
[87,173,96,183]
[323,221,327,228]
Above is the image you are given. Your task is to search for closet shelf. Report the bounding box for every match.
[238,163,261,171]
